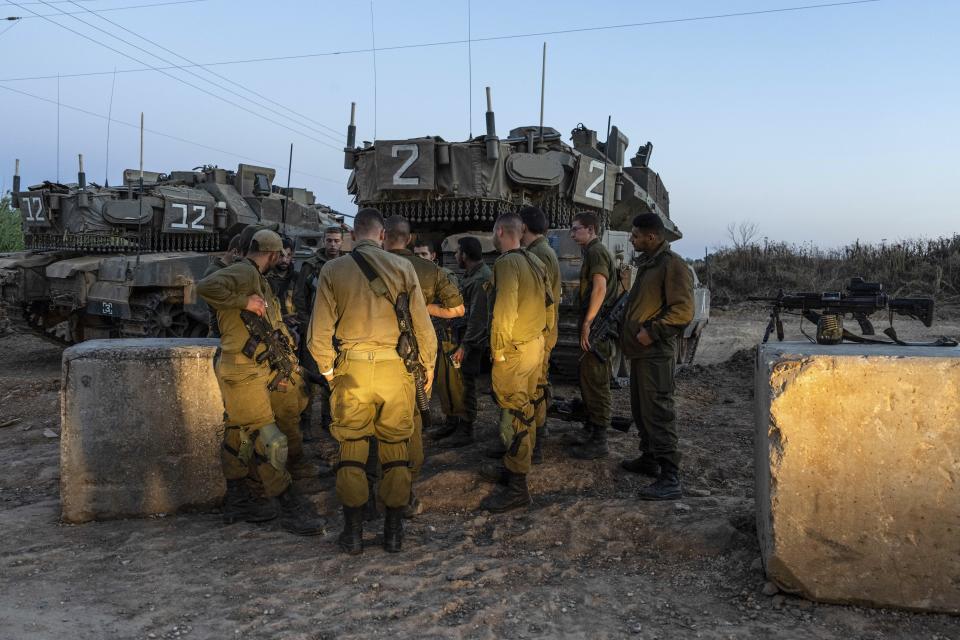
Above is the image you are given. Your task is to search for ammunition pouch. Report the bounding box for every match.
[254,423,288,472]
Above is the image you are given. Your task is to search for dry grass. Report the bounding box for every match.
[696,236,960,307]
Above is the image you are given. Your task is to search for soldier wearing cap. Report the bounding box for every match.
[307,209,437,554]
[196,229,324,535]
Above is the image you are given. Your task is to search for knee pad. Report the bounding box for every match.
[255,423,288,472]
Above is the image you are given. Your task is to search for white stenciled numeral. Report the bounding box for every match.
[171,203,189,229]
[391,144,420,186]
[23,197,44,222]
[585,160,605,202]
[171,203,206,229]
[190,205,206,230]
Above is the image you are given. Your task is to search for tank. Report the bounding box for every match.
[343,93,710,376]
[1,160,346,344]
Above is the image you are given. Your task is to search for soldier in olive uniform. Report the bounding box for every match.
[307,209,437,554]
[196,230,324,535]
[478,213,548,513]
[266,237,298,326]
[294,226,344,436]
[620,213,694,500]
[383,218,464,517]
[519,206,560,464]
[437,236,492,448]
[566,211,618,459]
[201,235,242,338]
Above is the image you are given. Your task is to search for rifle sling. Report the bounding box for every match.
[350,251,394,304]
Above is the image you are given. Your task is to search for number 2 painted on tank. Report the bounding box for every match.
[585,160,605,202]
[170,203,206,230]
[391,144,420,186]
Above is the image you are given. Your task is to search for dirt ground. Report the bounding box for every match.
[1,308,958,639]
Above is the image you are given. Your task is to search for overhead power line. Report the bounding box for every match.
[0,82,344,185]
[57,0,344,141]
[1,0,884,82]
[7,0,210,19]
[6,0,343,151]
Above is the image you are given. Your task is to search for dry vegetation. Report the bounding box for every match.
[696,223,960,307]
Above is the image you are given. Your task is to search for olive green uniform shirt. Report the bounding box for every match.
[459,262,492,357]
[620,241,695,359]
[306,240,437,375]
[490,249,547,360]
[266,267,297,320]
[525,235,561,349]
[389,249,464,310]
[578,237,617,324]
[196,258,289,356]
[293,253,330,326]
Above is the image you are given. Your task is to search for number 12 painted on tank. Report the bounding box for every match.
[164,201,211,233]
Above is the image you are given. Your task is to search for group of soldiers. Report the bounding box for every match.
[196,206,695,555]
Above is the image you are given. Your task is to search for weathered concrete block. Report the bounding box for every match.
[755,342,960,613]
[61,339,224,523]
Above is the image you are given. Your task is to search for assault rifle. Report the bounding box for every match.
[585,291,629,362]
[394,292,432,432]
[747,278,950,346]
[240,309,323,391]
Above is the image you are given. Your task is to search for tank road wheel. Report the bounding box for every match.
[123,293,198,339]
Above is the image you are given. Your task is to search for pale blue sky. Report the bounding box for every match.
[1,0,957,257]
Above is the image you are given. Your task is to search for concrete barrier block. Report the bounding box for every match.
[754,342,960,613]
[61,338,224,523]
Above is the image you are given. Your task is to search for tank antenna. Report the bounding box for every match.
[136,112,144,266]
[12,158,20,208]
[282,142,293,235]
[467,0,473,139]
[344,102,356,169]
[105,66,117,187]
[538,42,546,144]
[601,114,611,218]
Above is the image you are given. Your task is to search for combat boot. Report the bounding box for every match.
[338,506,364,555]
[437,420,474,449]
[620,455,660,477]
[221,479,278,524]
[482,441,507,459]
[567,423,609,460]
[277,487,325,536]
[383,507,404,553]
[561,421,592,446]
[429,416,460,441]
[478,460,509,485]
[479,471,531,513]
[638,468,683,501]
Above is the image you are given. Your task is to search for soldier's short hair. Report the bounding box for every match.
[457,236,483,262]
[281,236,295,250]
[494,212,523,237]
[384,215,412,243]
[573,211,599,234]
[632,213,665,236]
[519,206,548,235]
[250,229,283,253]
[324,226,343,236]
[353,208,385,237]
[226,234,242,252]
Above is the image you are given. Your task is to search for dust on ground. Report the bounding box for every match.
[1,308,958,640]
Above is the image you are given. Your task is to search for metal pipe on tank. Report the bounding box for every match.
[344,102,357,170]
[12,159,20,208]
[78,154,89,207]
[484,86,499,161]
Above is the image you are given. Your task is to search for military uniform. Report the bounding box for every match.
[388,249,463,485]
[197,258,309,498]
[524,236,561,447]
[488,249,547,483]
[456,261,492,425]
[293,253,332,434]
[620,241,694,480]
[433,267,467,423]
[201,255,235,338]
[267,266,298,324]
[307,240,436,519]
[577,238,618,429]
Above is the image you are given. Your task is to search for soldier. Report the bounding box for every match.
[412,238,437,262]
[266,236,298,327]
[620,213,694,500]
[437,236,492,448]
[519,206,560,464]
[294,226,344,435]
[201,234,241,338]
[478,213,547,513]
[383,217,464,516]
[566,211,618,460]
[196,229,324,535]
[307,208,437,554]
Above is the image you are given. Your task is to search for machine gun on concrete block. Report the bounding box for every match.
[747,278,954,347]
